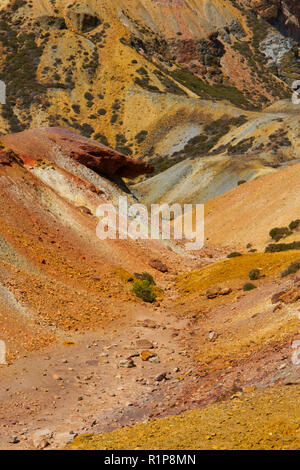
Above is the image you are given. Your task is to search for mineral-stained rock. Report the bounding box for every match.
[140,319,157,329]
[279,290,300,305]
[136,339,154,349]
[149,259,168,273]
[155,372,167,382]
[206,287,232,299]
[32,429,53,449]
[140,350,156,361]
[251,0,280,21]
[119,359,135,368]
[271,291,286,304]
[0,151,13,166]
[206,288,221,299]
[1,128,154,179]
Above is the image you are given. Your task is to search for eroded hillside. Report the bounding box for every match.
[0,0,299,182]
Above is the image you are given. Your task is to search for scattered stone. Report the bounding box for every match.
[119,359,135,368]
[149,356,160,363]
[136,339,154,349]
[149,259,168,273]
[219,287,232,296]
[206,287,232,299]
[155,372,167,382]
[280,290,300,304]
[141,319,157,329]
[9,436,19,444]
[37,439,50,450]
[32,429,53,449]
[52,374,63,381]
[78,206,92,215]
[209,331,218,342]
[140,351,156,361]
[271,291,286,304]
[206,288,221,299]
[52,432,74,447]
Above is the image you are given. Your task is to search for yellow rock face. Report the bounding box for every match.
[68,384,300,450]
[0,0,296,161]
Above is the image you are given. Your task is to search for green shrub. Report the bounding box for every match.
[265,241,300,253]
[134,272,155,285]
[243,283,257,292]
[281,261,300,278]
[248,269,261,280]
[289,220,300,231]
[132,280,156,303]
[227,252,242,258]
[269,227,292,242]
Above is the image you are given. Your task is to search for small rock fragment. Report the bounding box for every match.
[209,331,218,342]
[119,359,135,368]
[9,436,19,444]
[140,351,156,361]
[155,372,167,382]
[149,259,168,273]
[136,339,154,349]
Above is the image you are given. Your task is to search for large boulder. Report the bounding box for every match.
[1,127,154,179]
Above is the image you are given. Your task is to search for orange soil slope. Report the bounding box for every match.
[205,162,300,250]
[0,128,193,362]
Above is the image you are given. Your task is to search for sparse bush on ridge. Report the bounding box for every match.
[289,220,300,231]
[248,269,261,280]
[132,272,156,303]
[132,280,156,303]
[227,252,242,258]
[281,261,300,278]
[134,272,155,286]
[243,283,257,292]
[269,227,292,242]
[265,242,300,253]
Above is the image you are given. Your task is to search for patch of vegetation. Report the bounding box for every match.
[227,137,255,156]
[281,261,300,278]
[94,134,109,146]
[227,252,242,258]
[72,105,80,114]
[132,272,156,303]
[153,69,186,96]
[269,227,292,242]
[243,283,257,292]
[0,10,45,131]
[265,242,300,253]
[289,220,300,231]
[135,130,148,144]
[171,67,251,109]
[168,115,248,165]
[110,100,121,125]
[115,133,133,156]
[248,269,261,281]
[134,272,155,285]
